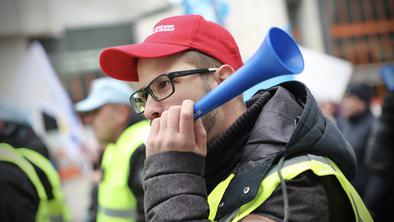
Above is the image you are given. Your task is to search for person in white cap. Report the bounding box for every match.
[75,77,149,222]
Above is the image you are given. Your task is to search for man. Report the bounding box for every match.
[75,78,149,222]
[338,83,376,196]
[0,106,70,222]
[99,15,371,221]
[364,65,394,222]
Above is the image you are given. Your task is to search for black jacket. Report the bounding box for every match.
[364,91,394,222]
[143,81,356,221]
[338,106,375,196]
[0,122,51,222]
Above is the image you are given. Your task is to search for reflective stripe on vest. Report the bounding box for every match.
[99,206,137,218]
[98,120,150,222]
[17,148,71,222]
[49,215,66,222]
[0,143,49,222]
[208,154,373,222]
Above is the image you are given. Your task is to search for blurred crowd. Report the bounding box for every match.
[318,64,394,221]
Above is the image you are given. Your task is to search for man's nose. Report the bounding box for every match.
[144,96,162,120]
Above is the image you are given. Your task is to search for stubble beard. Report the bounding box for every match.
[200,77,218,143]
[201,109,217,142]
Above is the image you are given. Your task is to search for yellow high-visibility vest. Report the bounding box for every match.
[17,148,71,222]
[208,154,373,222]
[0,143,49,222]
[97,120,149,222]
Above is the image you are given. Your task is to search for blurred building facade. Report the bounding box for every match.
[2,0,392,103]
[288,0,393,97]
[0,0,175,103]
[0,0,295,103]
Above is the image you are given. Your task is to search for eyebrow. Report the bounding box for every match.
[136,68,217,91]
[136,80,151,91]
[135,72,172,92]
[136,85,145,91]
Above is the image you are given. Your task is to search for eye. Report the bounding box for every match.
[150,75,174,99]
[157,79,171,90]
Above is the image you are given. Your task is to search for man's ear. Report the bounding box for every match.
[213,64,235,84]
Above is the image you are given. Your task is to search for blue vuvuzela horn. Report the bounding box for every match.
[194,27,304,119]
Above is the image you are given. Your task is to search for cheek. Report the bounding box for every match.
[156,79,209,110]
[93,111,111,128]
[92,117,104,132]
[158,95,185,111]
[168,90,206,107]
[174,82,207,102]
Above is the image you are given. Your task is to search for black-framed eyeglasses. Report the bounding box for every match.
[130,68,217,114]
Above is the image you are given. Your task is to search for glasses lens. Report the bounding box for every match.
[130,91,146,114]
[150,75,174,101]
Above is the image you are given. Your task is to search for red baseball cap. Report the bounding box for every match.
[99,14,243,81]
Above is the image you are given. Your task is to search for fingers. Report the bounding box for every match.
[159,110,168,133]
[147,118,160,157]
[146,99,207,157]
[180,100,207,157]
[167,106,181,133]
[179,100,195,136]
[149,118,160,139]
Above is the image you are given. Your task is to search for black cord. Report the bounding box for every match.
[277,155,289,222]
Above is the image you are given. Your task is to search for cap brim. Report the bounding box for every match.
[99,42,191,82]
[75,97,104,112]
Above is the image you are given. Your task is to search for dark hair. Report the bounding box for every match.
[346,83,374,103]
[179,50,222,92]
[180,50,222,69]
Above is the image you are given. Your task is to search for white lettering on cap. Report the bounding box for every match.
[151,24,175,35]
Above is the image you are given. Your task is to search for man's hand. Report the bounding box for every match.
[146,100,207,157]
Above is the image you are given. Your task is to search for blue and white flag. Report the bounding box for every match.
[182,0,229,25]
